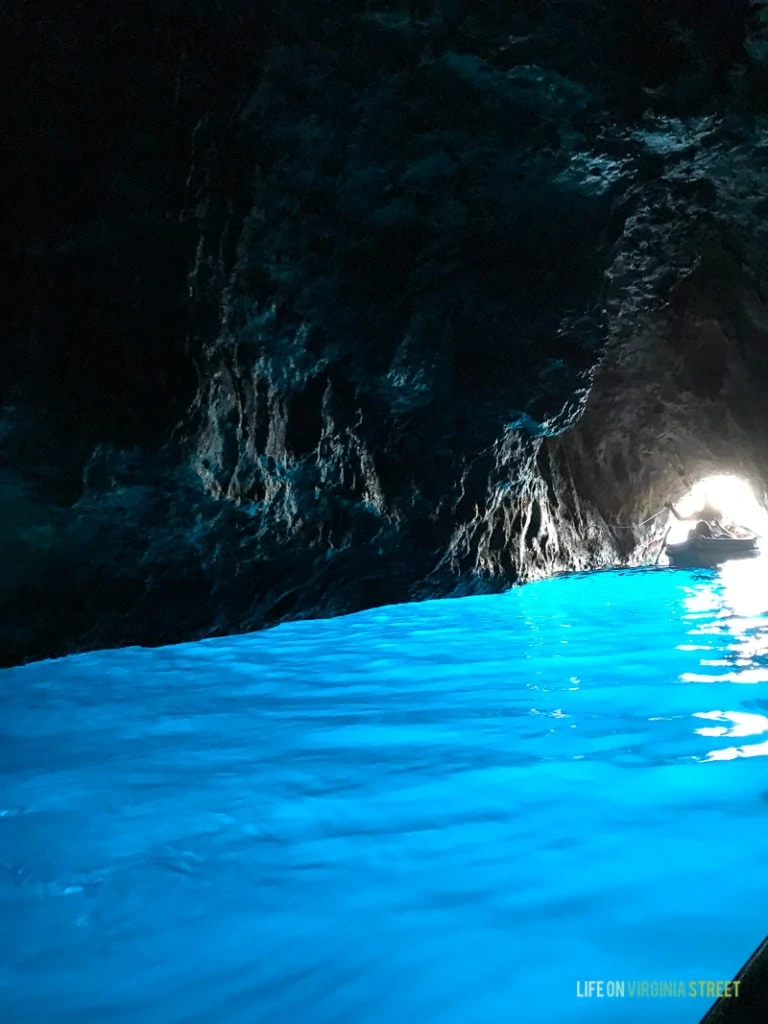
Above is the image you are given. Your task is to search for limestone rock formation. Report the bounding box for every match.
[3,0,768,665]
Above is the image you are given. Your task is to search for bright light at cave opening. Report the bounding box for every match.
[665,474,768,545]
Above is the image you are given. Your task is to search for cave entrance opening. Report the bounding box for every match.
[665,474,768,546]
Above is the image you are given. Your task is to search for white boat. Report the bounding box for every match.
[665,534,758,568]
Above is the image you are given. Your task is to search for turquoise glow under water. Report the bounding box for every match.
[2,564,768,1023]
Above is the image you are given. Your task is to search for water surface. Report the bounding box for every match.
[3,563,768,1023]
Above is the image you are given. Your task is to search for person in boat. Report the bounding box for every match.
[664,501,736,539]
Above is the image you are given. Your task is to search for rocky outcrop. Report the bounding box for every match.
[4,0,768,666]
[554,113,768,563]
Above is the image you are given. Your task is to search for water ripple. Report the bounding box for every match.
[1,567,768,1022]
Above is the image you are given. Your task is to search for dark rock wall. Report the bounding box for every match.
[3,0,767,665]
[553,111,768,560]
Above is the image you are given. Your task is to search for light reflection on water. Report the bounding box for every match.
[1,565,768,1023]
[693,711,768,738]
[680,555,768,697]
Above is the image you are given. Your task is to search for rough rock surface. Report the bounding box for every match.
[4,0,768,666]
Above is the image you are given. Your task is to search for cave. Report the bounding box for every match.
[4,0,768,668]
[7,2,768,1020]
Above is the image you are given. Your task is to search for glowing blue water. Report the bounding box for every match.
[2,564,768,1024]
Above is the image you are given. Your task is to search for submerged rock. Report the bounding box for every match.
[3,0,768,665]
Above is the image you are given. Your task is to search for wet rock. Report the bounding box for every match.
[3,0,767,665]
